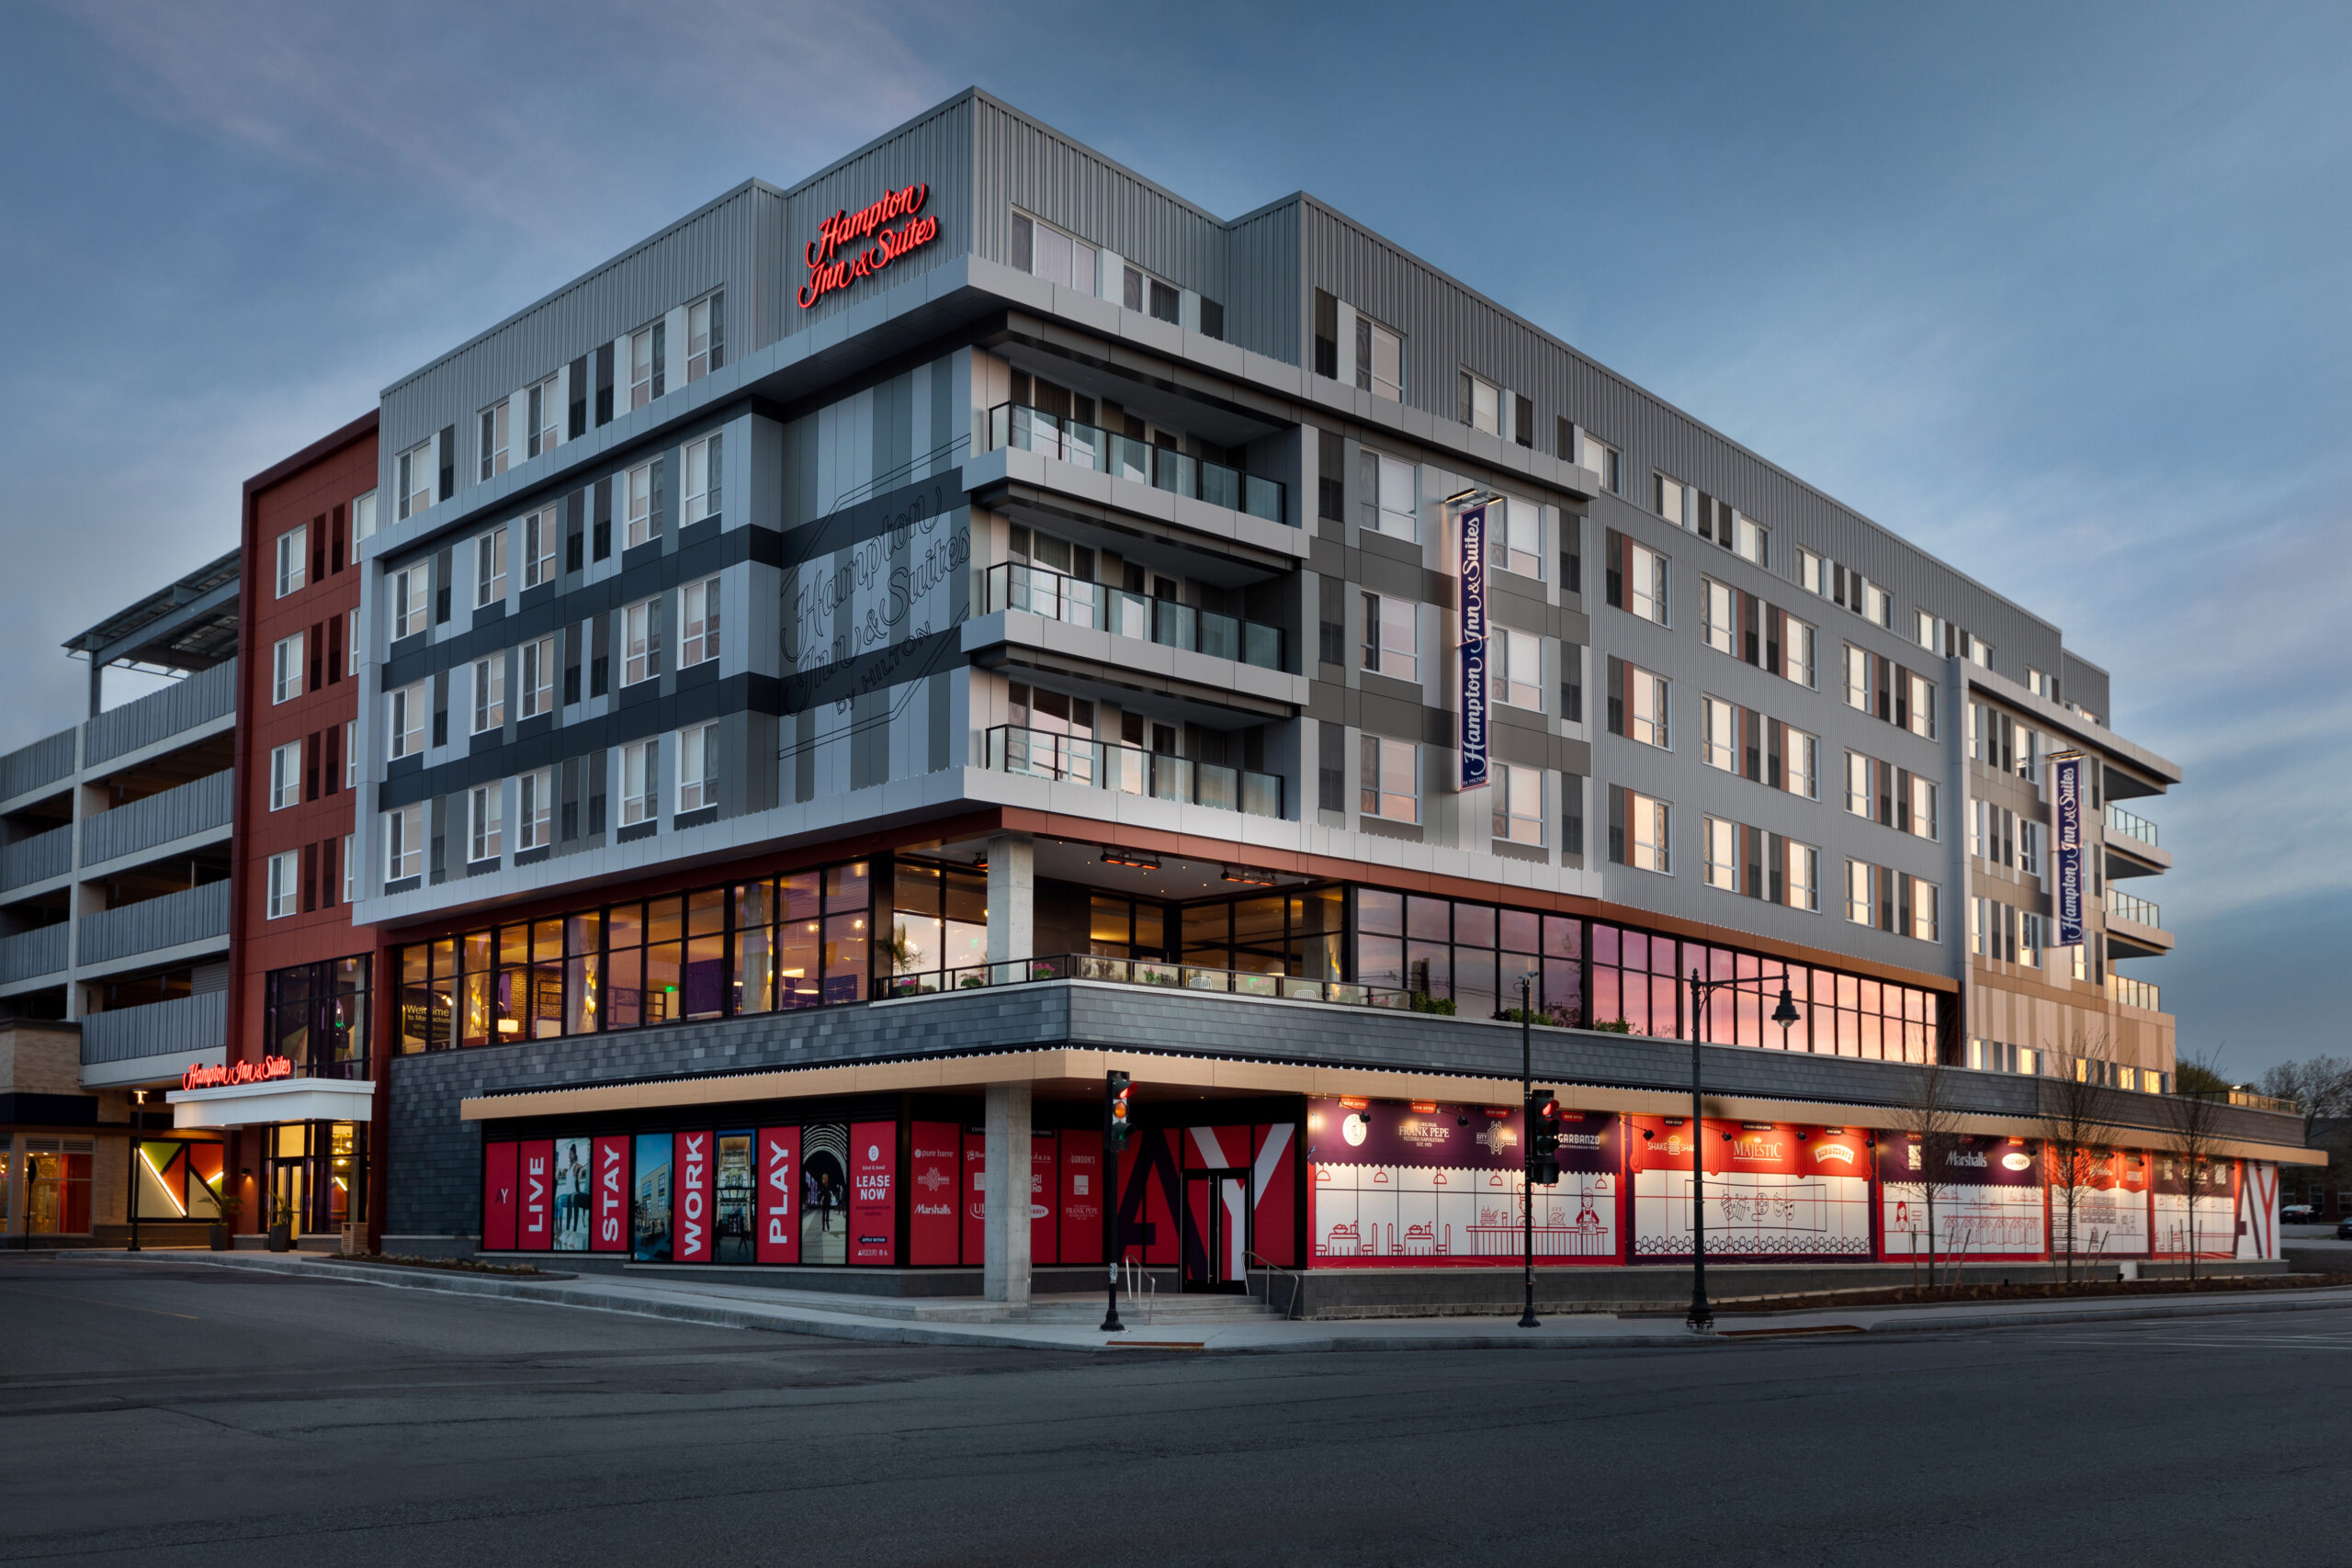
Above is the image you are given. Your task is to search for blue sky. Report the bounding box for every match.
[1,2,2343,1075]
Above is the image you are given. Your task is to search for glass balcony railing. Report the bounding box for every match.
[982,562,1284,671]
[2105,802,2159,849]
[877,951,1409,1009]
[2107,973,2162,1012]
[984,724,1283,820]
[2105,887,2162,929]
[989,402,1289,525]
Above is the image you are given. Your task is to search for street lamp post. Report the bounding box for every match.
[127,1091,143,1254]
[1685,970,1803,1332]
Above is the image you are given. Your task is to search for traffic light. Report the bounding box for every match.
[1105,1071,1133,1152]
[1528,1090,1562,1186]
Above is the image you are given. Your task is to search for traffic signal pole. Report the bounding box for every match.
[1519,978,1538,1329]
[1101,1071,1128,1334]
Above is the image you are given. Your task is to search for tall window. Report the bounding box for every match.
[1798,547,1825,597]
[273,632,304,704]
[623,599,658,686]
[522,509,556,589]
[1782,614,1817,687]
[266,852,300,919]
[390,565,428,641]
[1783,725,1819,799]
[1915,609,1940,651]
[269,741,300,810]
[351,491,377,564]
[1785,840,1820,911]
[1356,317,1404,401]
[1493,764,1544,846]
[620,740,657,827]
[1843,644,1871,711]
[1361,593,1419,683]
[1626,540,1669,625]
[527,375,561,459]
[1358,450,1417,540]
[676,722,718,813]
[1909,879,1941,943]
[384,803,424,882]
[629,321,662,409]
[685,293,723,381]
[1495,627,1543,711]
[1625,790,1671,874]
[397,440,433,520]
[1701,696,1736,773]
[343,833,355,902]
[1845,751,1873,818]
[1846,861,1874,927]
[1906,671,1936,739]
[1702,817,1738,891]
[467,783,503,864]
[479,400,510,480]
[681,577,721,667]
[387,682,427,761]
[344,719,356,788]
[1627,663,1669,749]
[470,655,505,734]
[1700,578,1736,655]
[1734,513,1770,567]
[1500,497,1544,578]
[474,525,508,608]
[625,460,658,548]
[520,637,555,719]
[518,768,552,852]
[275,525,307,598]
[683,434,723,525]
[1360,735,1418,823]
[1907,775,1939,840]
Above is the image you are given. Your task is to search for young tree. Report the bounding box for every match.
[2258,1056,2352,1212]
[2037,1027,2118,1284]
[2163,1051,2229,1281]
[1896,1055,1968,1289]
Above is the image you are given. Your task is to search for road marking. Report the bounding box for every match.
[17,1290,198,1321]
[1107,1341,1205,1350]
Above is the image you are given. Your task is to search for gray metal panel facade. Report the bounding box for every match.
[782,94,974,337]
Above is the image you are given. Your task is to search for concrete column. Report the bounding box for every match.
[986,830,1034,975]
[982,1082,1033,1308]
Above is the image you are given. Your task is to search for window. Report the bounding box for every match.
[2018,909,2044,969]
[470,655,505,734]
[1783,725,1819,799]
[467,782,503,864]
[1843,643,1871,712]
[347,603,361,675]
[1702,817,1738,891]
[1970,637,1995,671]
[344,719,356,788]
[1011,214,1097,294]
[269,741,300,810]
[620,740,657,827]
[520,637,555,719]
[1798,548,1824,596]
[273,632,304,704]
[1360,735,1418,823]
[1915,609,1939,652]
[685,292,724,381]
[1622,789,1671,874]
[1356,316,1404,401]
[2027,665,2056,702]
[1861,580,1892,627]
[2018,819,2043,877]
[526,375,561,459]
[473,525,508,608]
[1493,763,1544,846]
[517,768,552,852]
[1495,627,1543,711]
[385,803,424,882]
[1361,592,1419,683]
[681,577,721,667]
[1909,879,1941,943]
[625,460,658,547]
[1460,371,1501,434]
[676,722,718,813]
[522,510,556,590]
[1500,498,1544,579]
[1734,513,1770,567]
[390,565,428,641]
[1577,430,1622,494]
[1782,614,1817,687]
[1625,662,1669,749]
[397,440,433,520]
[1358,450,1417,540]
[1656,474,1690,529]
[623,599,659,686]
[1624,539,1669,625]
[1906,671,1936,739]
[480,400,510,480]
[1701,695,1737,773]
[1846,861,1874,926]
[342,833,355,903]
[1908,774,1939,840]
[629,321,662,409]
[1785,840,1820,911]
[387,682,427,761]
[275,525,307,597]
[683,434,723,525]
[266,852,300,919]
[351,491,377,564]
[1700,578,1736,655]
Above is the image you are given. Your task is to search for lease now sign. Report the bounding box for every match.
[799,183,940,310]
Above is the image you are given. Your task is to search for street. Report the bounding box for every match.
[1,1254,2343,1566]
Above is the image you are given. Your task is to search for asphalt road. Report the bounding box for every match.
[2,1256,2345,1567]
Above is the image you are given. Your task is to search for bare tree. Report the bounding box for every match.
[1894,1055,1968,1290]
[2037,1027,2119,1284]
[2163,1050,2229,1281]
[2259,1055,2352,1148]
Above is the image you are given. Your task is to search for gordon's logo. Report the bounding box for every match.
[1812,1143,1857,1166]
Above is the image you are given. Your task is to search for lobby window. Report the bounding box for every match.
[620,739,657,827]
[526,374,561,459]
[518,768,552,852]
[1011,213,1097,295]
[522,509,556,590]
[1496,627,1543,711]
[275,524,307,598]
[683,433,723,524]
[1492,763,1544,847]
[387,681,427,761]
[470,655,505,734]
[1498,497,1544,579]
[466,782,503,865]
[390,565,428,642]
[479,400,510,481]
[273,632,304,704]
[473,525,508,608]
[384,802,424,883]
[1701,695,1736,773]
[1611,787,1671,874]
[265,955,370,1075]
[622,599,660,686]
[1358,448,1417,540]
[269,741,300,810]
[1356,315,1404,401]
[1700,578,1736,655]
[397,440,432,520]
[629,320,663,409]
[1359,735,1419,824]
[519,637,555,719]
[681,577,720,667]
[266,851,300,919]
[625,459,660,547]
[684,292,724,382]
[676,722,718,813]
[1459,371,1501,434]
[1362,593,1419,683]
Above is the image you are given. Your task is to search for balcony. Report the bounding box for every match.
[80,769,233,868]
[984,725,1283,818]
[989,402,1288,525]
[2106,887,2161,929]
[77,879,231,968]
[878,952,1408,1008]
[82,658,236,768]
[80,989,226,1066]
[2107,973,2162,1013]
[0,922,68,987]
[2105,802,2159,848]
[984,562,1283,671]
[0,730,74,806]
[0,824,72,892]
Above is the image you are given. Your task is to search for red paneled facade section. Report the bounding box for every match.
[909,1122,959,1266]
[1058,1129,1102,1266]
[482,1143,518,1250]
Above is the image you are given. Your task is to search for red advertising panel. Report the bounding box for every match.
[1060,1129,1103,1265]
[518,1139,554,1251]
[848,1121,897,1265]
[1031,1131,1058,1267]
[1251,1123,1296,1267]
[756,1125,800,1264]
[1143,1130,1181,1265]
[909,1121,960,1266]
[1631,1119,1871,1262]
[961,1128,987,1266]
[482,1142,517,1251]
[674,1131,715,1264]
[593,1134,629,1252]
[1878,1133,2048,1261]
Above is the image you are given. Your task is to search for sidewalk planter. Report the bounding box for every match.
[266,1223,291,1252]
[209,1223,232,1251]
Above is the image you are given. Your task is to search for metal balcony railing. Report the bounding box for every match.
[80,769,233,868]
[985,725,1283,818]
[0,922,68,986]
[2105,802,2159,849]
[82,659,236,767]
[989,402,1288,525]
[79,989,227,1066]
[2105,886,2162,929]
[0,824,72,892]
[877,952,1409,1008]
[983,562,1283,671]
[76,879,231,967]
[0,730,74,804]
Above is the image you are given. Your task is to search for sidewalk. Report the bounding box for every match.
[58,1250,2352,1353]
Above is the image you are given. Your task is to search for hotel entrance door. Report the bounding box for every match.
[1182,1169,1248,1292]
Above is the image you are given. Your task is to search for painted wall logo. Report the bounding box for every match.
[799,183,940,309]
[1733,1136,1784,1164]
[181,1055,292,1090]
[1946,1148,1988,1168]
[2002,1151,2035,1172]
[1812,1143,1857,1166]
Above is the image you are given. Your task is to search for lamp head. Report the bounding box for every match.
[1771,984,1802,1029]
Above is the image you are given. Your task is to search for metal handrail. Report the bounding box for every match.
[1123,1256,1157,1325]
[1245,1249,1305,1321]
[877,952,1410,1010]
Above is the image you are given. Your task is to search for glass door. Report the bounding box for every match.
[1182,1169,1249,1292]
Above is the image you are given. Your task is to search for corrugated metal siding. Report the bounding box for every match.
[0,825,70,892]
[784,97,974,337]
[1223,198,1304,366]
[0,730,75,803]
[80,989,225,1065]
[79,768,232,867]
[82,660,236,767]
[76,880,231,966]
[0,922,66,986]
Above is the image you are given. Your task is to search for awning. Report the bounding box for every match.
[167,1076,374,1130]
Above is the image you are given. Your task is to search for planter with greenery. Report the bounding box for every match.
[208,1187,243,1251]
[266,1193,295,1252]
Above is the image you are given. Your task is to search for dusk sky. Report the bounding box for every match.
[1,2,2342,1076]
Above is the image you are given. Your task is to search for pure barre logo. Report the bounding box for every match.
[799,183,939,309]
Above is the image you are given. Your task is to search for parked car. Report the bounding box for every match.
[2281,1204,2318,1224]
[2336,1215,2352,1241]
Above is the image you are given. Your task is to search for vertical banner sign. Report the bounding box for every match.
[756,1125,800,1265]
[519,1139,553,1251]
[1457,502,1490,790]
[848,1121,898,1265]
[675,1132,713,1264]
[908,1122,960,1267]
[2053,754,2085,946]
[593,1134,629,1252]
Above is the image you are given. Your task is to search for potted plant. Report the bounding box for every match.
[266,1193,295,1252]
[208,1188,243,1251]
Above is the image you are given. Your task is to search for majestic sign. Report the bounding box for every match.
[2052,752,2085,946]
[798,183,939,310]
[181,1055,292,1091]
[1457,502,1490,790]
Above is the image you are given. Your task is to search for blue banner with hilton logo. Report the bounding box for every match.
[1457,502,1489,790]
[2053,752,2084,946]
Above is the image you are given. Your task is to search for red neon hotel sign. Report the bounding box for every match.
[798,182,939,310]
[181,1055,294,1091]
